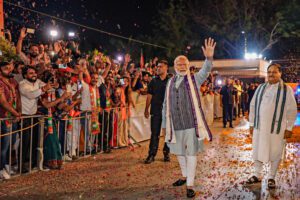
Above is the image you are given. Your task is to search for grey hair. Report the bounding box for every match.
[174,55,189,66]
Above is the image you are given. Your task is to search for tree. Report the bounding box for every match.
[152,0,195,59]
[187,0,300,58]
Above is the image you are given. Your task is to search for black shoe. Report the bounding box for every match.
[91,149,97,155]
[187,189,196,198]
[20,168,29,174]
[223,125,227,128]
[164,154,170,162]
[230,124,234,128]
[144,155,155,164]
[72,155,79,161]
[104,148,111,154]
[172,179,186,186]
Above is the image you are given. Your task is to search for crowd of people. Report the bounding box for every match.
[0,28,171,179]
[0,28,293,182]
[0,28,298,200]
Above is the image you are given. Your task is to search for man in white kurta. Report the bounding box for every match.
[162,38,216,199]
[247,63,297,189]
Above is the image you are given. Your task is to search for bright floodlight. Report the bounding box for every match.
[217,80,222,85]
[50,30,58,37]
[117,55,123,62]
[241,31,245,34]
[245,52,262,60]
[68,32,75,37]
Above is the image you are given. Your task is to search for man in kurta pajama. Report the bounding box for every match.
[162,38,216,198]
[247,63,297,189]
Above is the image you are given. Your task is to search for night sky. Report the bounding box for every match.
[4,0,163,51]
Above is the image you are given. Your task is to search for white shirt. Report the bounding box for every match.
[19,79,46,115]
[80,81,96,111]
[97,74,105,87]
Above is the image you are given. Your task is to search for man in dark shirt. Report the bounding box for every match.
[144,60,170,164]
[247,83,256,112]
[220,78,236,128]
[98,76,114,153]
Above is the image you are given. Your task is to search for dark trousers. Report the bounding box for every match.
[223,104,233,126]
[148,114,169,157]
[20,117,39,169]
[1,122,17,169]
[99,111,113,150]
[241,102,246,116]
[58,120,66,155]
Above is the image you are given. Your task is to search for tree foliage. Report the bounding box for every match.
[188,0,300,58]
[152,0,300,59]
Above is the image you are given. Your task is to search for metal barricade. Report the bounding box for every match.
[0,104,135,180]
[0,115,44,179]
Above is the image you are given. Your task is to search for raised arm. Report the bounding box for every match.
[16,28,27,55]
[101,56,112,79]
[194,38,216,87]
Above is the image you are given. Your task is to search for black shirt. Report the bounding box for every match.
[99,84,113,109]
[220,85,236,105]
[248,88,256,104]
[148,76,169,115]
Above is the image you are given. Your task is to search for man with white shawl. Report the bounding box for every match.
[161,38,216,198]
[246,63,297,189]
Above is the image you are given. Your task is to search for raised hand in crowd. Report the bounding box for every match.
[16,28,27,55]
[124,54,131,64]
[54,42,62,53]
[19,27,27,40]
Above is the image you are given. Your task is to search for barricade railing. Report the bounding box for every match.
[0,115,44,179]
[0,103,143,179]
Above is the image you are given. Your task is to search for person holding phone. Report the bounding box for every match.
[16,28,41,66]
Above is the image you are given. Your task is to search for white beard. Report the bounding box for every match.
[175,68,189,76]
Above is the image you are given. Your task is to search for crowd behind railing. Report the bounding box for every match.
[0,27,161,179]
[0,28,298,180]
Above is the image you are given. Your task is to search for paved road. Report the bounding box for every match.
[0,118,299,200]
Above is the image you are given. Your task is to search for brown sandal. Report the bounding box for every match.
[246,176,261,184]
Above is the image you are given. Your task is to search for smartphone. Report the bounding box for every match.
[59,63,67,69]
[77,81,83,90]
[26,28,35,34]
[119,78,125,85]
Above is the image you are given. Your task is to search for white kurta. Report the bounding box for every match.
[249,82,297,162]
[213,92,223,118]
[201,94,214,125]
